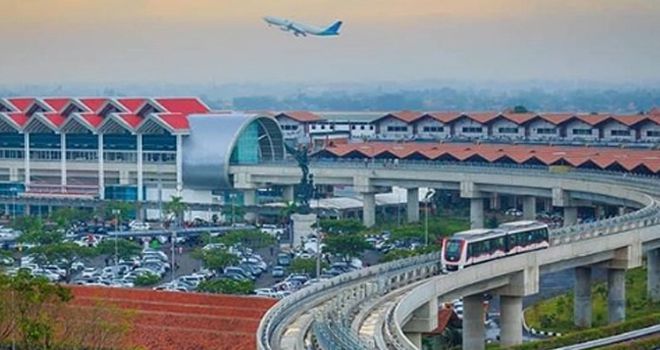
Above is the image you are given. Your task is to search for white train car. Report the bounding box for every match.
[441,221,550,271]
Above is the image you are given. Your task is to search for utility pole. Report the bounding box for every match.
[424,189,435,247]
[112,209,121,269]
[315,194,321,279]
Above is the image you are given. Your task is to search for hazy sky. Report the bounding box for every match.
[2,0,660,85]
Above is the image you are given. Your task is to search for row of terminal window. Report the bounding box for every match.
[466,228,549,258]
[381,127,657,137]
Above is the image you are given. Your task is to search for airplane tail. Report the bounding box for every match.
[322,21,343,35]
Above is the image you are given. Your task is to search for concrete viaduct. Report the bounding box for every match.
[249,161,660,350]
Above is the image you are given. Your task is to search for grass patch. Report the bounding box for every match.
[488,313,660,350]
[524,266,659,334]
[366,215,470,242]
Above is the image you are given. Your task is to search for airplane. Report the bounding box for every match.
[263,16,342,37]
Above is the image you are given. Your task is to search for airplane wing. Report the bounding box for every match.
[288,23,307,37]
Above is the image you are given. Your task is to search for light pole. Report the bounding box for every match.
[112,209,121,268]
[424,190,435,247]
[315,194,321,279]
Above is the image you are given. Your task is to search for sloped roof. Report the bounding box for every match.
[79,98,108,112]
[43,98,71,112]
[7,98,35,111]
[118,98,147,112]
[276,111,323,122]
[155,98,209,114]
[316,142,660,173]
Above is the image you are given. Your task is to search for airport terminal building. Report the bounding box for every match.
[0,96,659,219]
[0,97,284,218]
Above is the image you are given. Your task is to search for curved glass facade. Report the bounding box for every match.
[182,113,284,189]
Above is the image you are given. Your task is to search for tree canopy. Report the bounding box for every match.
[192,248,239,272]
[95,238,142,260]
[319,219,364,235]
[323,233,370,261]
[197,279,254,295]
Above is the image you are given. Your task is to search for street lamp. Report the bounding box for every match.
[111,209,121,269]
[424,189,435,247]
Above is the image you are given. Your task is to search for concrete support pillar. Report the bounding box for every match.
[243,189,257,223]
[406,332,422,349]
[282,186,295,202]
[97,134,105,199]
[470,198,484,229]
[607,268,626,324]
[489,193,500,210]
[176,134,183,195]
[574,266,592,328]
[362,192,376,228]
[647,249,659,302]
[9,168,18,182]
[463,294,485,350]
[564,206,578,226]
[24,133,30,186]
[406,188,420,223]
[60,133,67,187]
[540,198,551,213]
[243,189,256,206]
[500,295,523,347]
[522,196,536,220]
[617,206,626,216]
[137,134,143,201]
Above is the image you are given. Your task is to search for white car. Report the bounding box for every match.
[129,221,151,231]
[254,288,279,298]
[81,267,100,279]
[202,243,226,251]
[260,224,284,236]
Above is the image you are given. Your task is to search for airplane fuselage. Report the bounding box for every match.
[263,16,342,37]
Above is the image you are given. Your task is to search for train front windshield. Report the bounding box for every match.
[444,239,462,262]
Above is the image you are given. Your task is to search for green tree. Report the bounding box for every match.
[28,242,94,282]
[319,219,365,235]
[192,248,239,272]
[95,238,142,261]
[324,233,370,261]
[134,272,160,286]
[279,201,298,224]
[197,279,254,295]
[49,208,91,230]
[218,229,276,249]
[9,269,73,349]
[12,216,45,237]
[289,257,328,277]
[102,201,135,222]
[486,215,499,229]
[165,195,187,228]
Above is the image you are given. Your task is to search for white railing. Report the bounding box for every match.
[256,162,660,350]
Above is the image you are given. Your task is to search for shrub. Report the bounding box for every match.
[134,273,160,286]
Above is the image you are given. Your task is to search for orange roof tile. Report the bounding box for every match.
[317,142,660,173]
[277,111,322,122]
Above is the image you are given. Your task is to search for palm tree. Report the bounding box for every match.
[165,196,187,228]
[279,201,298,225]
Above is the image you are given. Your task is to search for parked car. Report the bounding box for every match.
[129,221,151,231]
[271,266,285,278]
[277,253,291,266]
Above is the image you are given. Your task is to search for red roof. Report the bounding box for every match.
[79,113,104,127]
[318,142,660,173]
[277,111,322,122]
[117,113,142,128]
[538,113,575,125]
[8,98,35,111]
[156,98,209,115]
[79,98,108,112]
[6,113,29,126]
[574,114,610,126]
[69,286,275,350]
[157,113,189,130]
[43,98,70,112]
[383,110,424,123]
[42,112,66,127]
[118,98,147,112]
